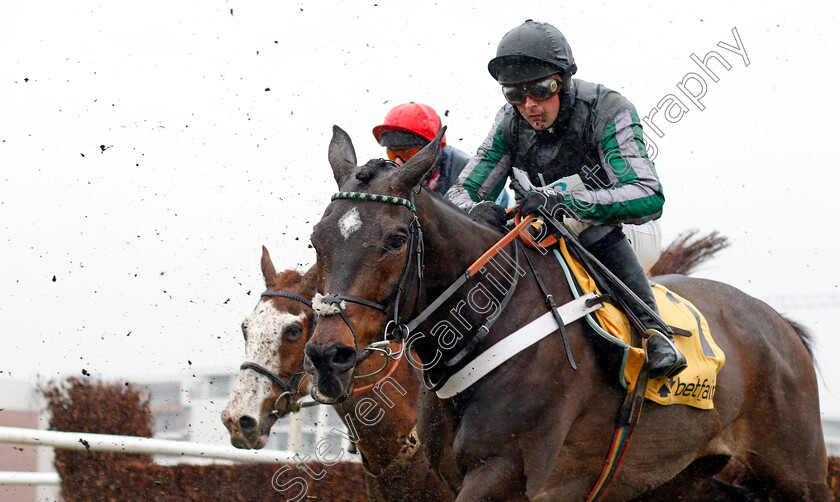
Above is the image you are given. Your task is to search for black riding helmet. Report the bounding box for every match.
[488,20,577,86]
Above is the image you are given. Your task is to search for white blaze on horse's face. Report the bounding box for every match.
[223,299,306,442]
[338,207,362,240]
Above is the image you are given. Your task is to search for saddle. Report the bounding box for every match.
[556,239,725,409]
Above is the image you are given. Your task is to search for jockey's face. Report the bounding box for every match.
[516,92,561,131]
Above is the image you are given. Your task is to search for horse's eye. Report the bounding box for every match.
[283,325,303,341]
[386,235,407,250]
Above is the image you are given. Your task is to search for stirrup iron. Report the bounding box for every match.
[645,329,687,380]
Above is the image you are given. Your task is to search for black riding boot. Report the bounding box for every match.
[579,226,687,380]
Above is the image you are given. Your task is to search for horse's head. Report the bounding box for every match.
[221,246,316,449]
[305,125,443,403]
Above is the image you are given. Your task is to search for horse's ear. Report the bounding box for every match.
[328,125,358,187]
[261,246,277,289]
[398,126,446,188]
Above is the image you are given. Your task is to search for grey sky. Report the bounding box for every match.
[2,1,839,413]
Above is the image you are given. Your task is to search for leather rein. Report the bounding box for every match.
[242,288,404,413]
[315,190,530,394]
[316,190,644,501]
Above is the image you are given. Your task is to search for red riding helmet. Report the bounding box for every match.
[372,102,447,148]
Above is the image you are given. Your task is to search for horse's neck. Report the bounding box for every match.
[411,192,579,381]
[415,192,502,288]
[334,357,420,474]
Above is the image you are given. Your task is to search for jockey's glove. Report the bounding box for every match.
[519,189,570,220]
[509,178,527,204]
[468,201,508,230]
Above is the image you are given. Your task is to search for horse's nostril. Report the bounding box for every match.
[238,415,258,434]
[307,343,357,373]
[329,346,357,372]
[305,344,321,368]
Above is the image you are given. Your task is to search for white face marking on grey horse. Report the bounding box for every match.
[338,207,362,240]
[222,299,306,441]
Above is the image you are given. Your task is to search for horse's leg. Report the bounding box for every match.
[729,326,829,500]
[630,456,756,502]
[417,388,462,493]
[737,399,830,500]
[744,450,830,501]
[658,277,830,501]
[454,456,529,502]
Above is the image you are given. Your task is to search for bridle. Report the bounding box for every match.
[241,286,403,412]
[239,291,316,415]
[313,189,650,501]
[313,191,424,365]
[313,190,522,394]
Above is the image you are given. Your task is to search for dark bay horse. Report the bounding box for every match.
[221,246,455,502]
[223,239,745,500]
[305,126,828,501]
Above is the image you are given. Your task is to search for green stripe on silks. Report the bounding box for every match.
[599,116,637,183]
[627,110,655,167]
[463,122,508,203]
[567,110,664,223]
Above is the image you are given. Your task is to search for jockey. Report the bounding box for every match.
[374,102,512,207]
[445,20,686,380]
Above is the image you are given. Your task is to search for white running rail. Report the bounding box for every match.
[0,471,60,486]
[0,426,297,485]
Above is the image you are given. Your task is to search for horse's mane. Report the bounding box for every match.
[421,184,474,211]
[273,268,312,290]
[348,157,496,232]
[419,185,510,235]
[354,158,395,185]
[419,184,455,205]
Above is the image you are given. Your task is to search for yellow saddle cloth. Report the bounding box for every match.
[558,240,725,410]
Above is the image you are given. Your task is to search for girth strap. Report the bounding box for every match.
[585,368,649,501]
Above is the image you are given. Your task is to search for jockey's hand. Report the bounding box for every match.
[519,189,569,220]
[509,178,527,204]
[468,201,508,230]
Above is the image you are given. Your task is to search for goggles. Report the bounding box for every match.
[387,146,423,163]
[502,77,561,105]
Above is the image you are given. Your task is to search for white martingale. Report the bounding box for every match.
[435,292,604,400]
[312,292,345,316]
[338,207,362,239]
